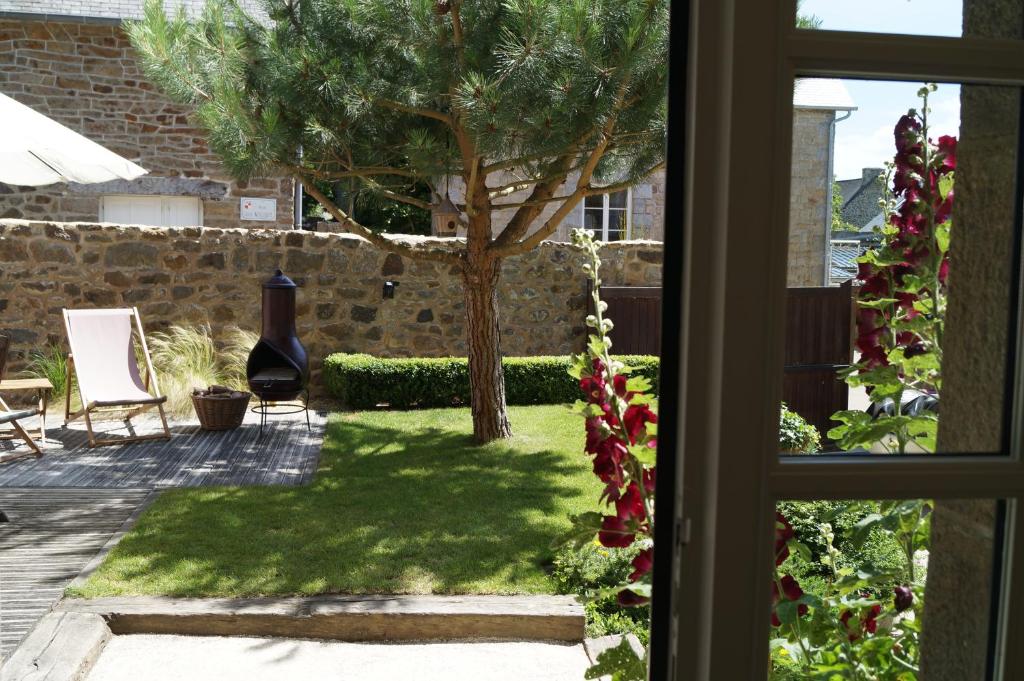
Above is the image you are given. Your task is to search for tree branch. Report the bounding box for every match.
[493,81,640,257]
[299,174,463,265]
[374,98,453,125]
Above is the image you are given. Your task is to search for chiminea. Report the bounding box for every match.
[247,270,309,402]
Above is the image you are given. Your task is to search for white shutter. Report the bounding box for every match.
[100,195,201,227]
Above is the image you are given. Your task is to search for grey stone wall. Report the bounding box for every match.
[0,18,294,229]
[0,219,662,384]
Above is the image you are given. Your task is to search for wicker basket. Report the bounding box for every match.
[191,386,251,431]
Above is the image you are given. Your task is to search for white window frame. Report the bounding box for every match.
[580,188,632,241]
[663,1,1024,679]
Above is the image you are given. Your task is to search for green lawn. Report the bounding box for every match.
[69,405,601,598]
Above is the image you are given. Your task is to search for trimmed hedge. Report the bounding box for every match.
[322,353,661,409]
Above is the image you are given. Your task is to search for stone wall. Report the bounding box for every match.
[0,18,294,230]
[0,219,663,384]
[788,108,835,287]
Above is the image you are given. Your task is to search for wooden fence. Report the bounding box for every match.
[592,281,855,444]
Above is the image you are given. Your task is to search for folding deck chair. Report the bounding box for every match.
[0,334,41,459]
[63,308,171,447]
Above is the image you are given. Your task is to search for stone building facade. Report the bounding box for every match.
[0,219,662,384]
[446,167,668,242]
[0,3,294,230]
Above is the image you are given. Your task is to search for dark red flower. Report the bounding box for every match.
[937,134,957,173]
[580,374,605,404]
[598,515,635,548]
[629,548,653,582]
[615,483,645,522]
[774,512,794,566]
[623,404,657,442]
[894,586,914,612]
[617,589,650,607]
[613,374,629,397]
[642,467,656,494]
[770,574,808,627]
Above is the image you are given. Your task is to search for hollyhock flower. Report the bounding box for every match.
[592,437,627,486]
[613,374,628,397]
[774,512,794,566]
[584,417,605,453]
[615,483,645,522]
[840,605,882,641]
[629,548,653,582]
[617,589,650,607]
[894,586,914,612]
[580,374,605,404]
[937,135,957,172]
[894,114,923,154]
[599,515,635,548]
[623,403,657,442]
[642,467,656,494]
[938,257,950,285]
[935,190,954,224]
[770,575,808,627]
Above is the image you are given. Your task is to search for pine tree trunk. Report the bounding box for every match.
[462,254,513,443]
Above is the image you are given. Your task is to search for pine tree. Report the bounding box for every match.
[129,0,668,443]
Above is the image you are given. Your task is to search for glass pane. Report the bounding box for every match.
[584,194,604,209]
[608,190,629,209]
[583,208,602,231]
[770,498,1002,678]
[781,77,1020,455]
[796,0,1024,39]
[606,210,628,242]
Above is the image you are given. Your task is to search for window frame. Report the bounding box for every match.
[580,188,632,241]
[659,1,1024,678]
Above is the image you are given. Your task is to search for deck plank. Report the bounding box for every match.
[0,489,150,656]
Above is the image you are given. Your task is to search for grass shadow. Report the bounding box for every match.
[70,405,601,598]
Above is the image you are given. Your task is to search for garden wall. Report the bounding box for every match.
[0,219,662,384]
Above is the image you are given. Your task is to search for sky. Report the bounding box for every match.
[798,0,964,180]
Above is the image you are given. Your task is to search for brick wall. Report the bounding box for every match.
[0,18,294,229]
[0,219,663,384]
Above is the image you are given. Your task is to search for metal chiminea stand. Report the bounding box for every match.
[246,270,311,434]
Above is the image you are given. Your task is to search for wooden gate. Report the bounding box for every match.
[591,281,854,444]
[592,286,663,355]
[782,282,855,444]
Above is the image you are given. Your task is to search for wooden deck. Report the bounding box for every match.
[0,411,328,661]
[0,489,151,656]
[0,411,325,489]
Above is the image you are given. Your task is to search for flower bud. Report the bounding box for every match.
[894,586,913,612]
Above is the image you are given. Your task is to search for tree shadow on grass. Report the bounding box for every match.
[75,411,597,598]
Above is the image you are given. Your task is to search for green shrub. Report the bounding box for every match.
[779,403,821,453]
[777,500,906,587]
[551,541,651,644]
[322,353,660,408]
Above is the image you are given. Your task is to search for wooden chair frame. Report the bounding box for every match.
[0,333,42,461]
[62,307,171,447]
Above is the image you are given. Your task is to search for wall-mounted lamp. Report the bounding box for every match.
[383,281,399,299]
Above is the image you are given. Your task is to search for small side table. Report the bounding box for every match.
[0,378,54,442]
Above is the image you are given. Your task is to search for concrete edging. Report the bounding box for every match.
[57,595,585,643]
[1,612,111,681]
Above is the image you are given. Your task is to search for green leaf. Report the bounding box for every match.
[584,637,646,681]
[553,512,603,550]
[625,376,652,393]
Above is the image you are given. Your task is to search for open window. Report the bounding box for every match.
[656,0,1024,678]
